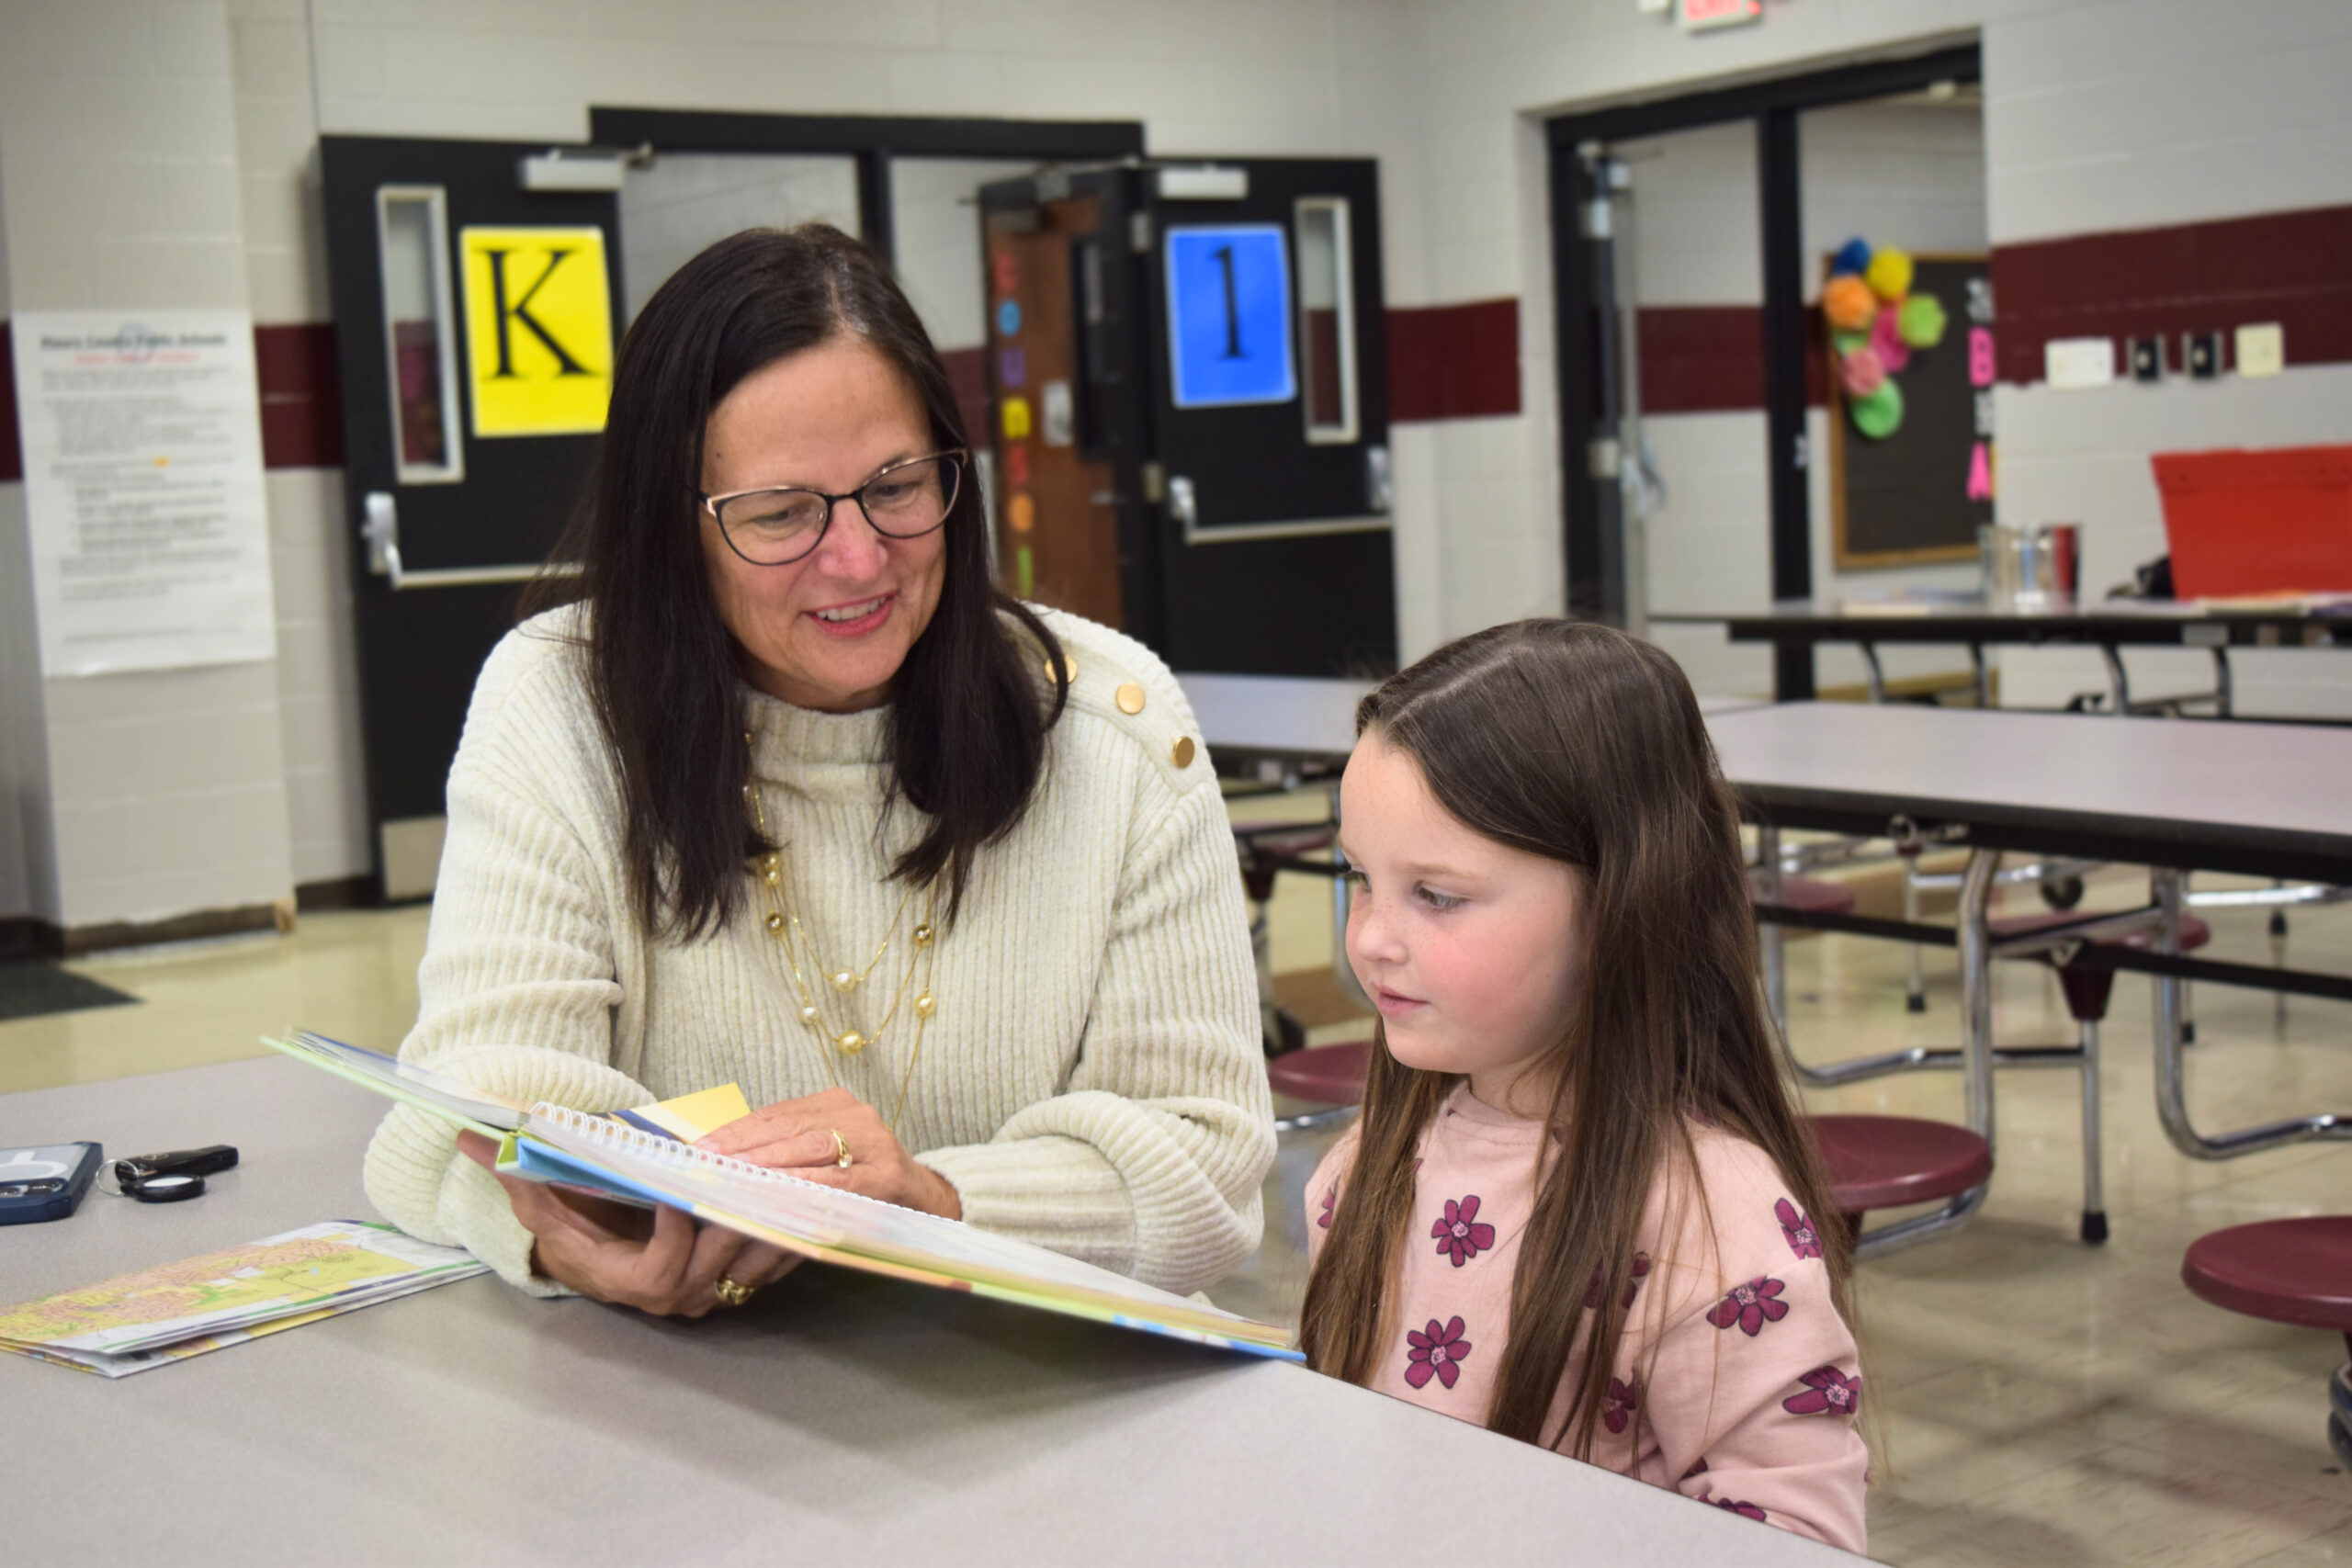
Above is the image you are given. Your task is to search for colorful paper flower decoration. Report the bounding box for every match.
[1849,378,1905,440]
[1838,344,1887,397]
[1865,246,1914,301]
[1869,307,1912,375]
[1827,236,1948,440]
[1897,293,1948,350]
[1823,274,1877,333]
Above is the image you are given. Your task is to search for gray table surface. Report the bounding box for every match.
[1184,677,2352,881]
[1704,701,2352,881]
[1653,595,2352,639]
[2,1056,1855,1566]
[1180,672,1765,772]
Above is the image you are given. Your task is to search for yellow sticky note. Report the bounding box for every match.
[628,1083,754,1142]
[1001,396,1032,440]
[460,225,615,437]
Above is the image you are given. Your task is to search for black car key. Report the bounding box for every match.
[113,1145,239,1183]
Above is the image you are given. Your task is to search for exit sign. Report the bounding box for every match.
[1680,0,1761,28]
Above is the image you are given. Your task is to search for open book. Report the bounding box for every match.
[263,1032,1300,1361]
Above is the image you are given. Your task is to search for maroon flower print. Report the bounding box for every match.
[1776,1197,1823,1260]
[1682,1457,1709,1480]
[1782,1365,1862,1418]
[1317,1185,1336,1229]
[1602,1375,1640,1435]
[1430,1195,1497,1266]
[1714,1499,1768,1522]
[1583,1251,1655,1310]
[1706,1276,1791,1337]
[1405,1316,1473,1391]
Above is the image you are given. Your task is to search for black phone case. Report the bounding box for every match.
[0,1142,103,1225]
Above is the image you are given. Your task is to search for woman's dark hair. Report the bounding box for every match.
[1296,619,1855,1460]
[528,224,1065,937]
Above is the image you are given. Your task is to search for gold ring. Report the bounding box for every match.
[713,1275,756,1308]
[831,1128,853,1169]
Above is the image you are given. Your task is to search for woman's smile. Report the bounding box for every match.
[807,592,897,637]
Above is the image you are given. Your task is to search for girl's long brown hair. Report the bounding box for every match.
[1297,619,1853,1460]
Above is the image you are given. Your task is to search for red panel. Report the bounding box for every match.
[0,321,18,482]
[1387,298,1519,423]
[254,322,343,469]
[2154,443,2352,598]
[1995,204,2352,385]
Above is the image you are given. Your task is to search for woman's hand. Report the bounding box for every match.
[455,1131,801,1315]
[695,1086,963,1221]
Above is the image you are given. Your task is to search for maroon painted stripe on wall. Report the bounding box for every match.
[1635,305,1829,415]
[0,321,340,477]
[1388,298,1520,422]
[938,345,989,450]
[1995,203,2352,385]
[254,322,342,468]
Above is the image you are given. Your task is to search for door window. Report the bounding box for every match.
[618,153,859,322]
[376,186,463,483]
[1295,197,1359,445]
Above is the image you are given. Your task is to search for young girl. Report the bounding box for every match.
[1301,619,1868,1553]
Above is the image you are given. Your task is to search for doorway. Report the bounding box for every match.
[1547,42,1984,699]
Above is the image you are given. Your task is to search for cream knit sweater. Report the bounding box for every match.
[362,604,1272,1299]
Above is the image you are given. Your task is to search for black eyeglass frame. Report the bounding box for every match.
[697,448,969,567]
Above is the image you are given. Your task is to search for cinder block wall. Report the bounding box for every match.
[5,0,2349,935]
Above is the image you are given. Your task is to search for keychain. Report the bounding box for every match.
[102,1145,239,1203]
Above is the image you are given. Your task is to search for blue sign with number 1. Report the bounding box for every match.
[1165,225,1295,409]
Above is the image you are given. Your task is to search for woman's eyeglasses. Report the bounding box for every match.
[699,450,966,567]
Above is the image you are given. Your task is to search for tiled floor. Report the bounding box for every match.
[5,829,2348,1564]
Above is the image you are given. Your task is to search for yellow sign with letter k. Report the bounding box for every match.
[459,225,614,437]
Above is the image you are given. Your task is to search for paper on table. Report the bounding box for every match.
[0,1220,487,1377]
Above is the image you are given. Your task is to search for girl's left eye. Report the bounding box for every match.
[1415,885,1465,911]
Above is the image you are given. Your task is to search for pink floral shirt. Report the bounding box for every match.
[1306,1083,1868,1554]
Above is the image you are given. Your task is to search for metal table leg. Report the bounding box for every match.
[1852,847,1998,1258]
[1758,823,1787,1032]
[2152,865,2352,1157]
[2100,644,2132,716]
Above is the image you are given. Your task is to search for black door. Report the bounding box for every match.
[321,136,623,898]
[978,160,1396,680]
[1146,159,1395,677]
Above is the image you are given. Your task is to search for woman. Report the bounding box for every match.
[364,225,1272,1317]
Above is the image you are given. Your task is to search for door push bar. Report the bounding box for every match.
[362,491,579,591]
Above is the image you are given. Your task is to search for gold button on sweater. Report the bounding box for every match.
[362,604,1272,1298]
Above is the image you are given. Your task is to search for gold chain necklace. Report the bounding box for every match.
[743,763,939,1133]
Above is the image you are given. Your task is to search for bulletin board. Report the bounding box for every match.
[1827,254,1995,570]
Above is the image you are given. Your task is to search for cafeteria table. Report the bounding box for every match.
[1,1056,1855,1566]
[1182,678,2352,1247]
[1653,595,2352,710]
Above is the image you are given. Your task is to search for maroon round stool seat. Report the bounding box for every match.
[2185,1219,2352,1335]
[2185,1218,2352,1467]
[1753,874,1859,915]
[1233,823,1337,903]
[1811,1112,1993,1215]
[1266,1040,1373,1107]
[1988,911,2211,1022]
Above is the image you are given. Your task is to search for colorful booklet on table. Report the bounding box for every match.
[0,1220,487,1377]
[262,1032,1302,1362]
